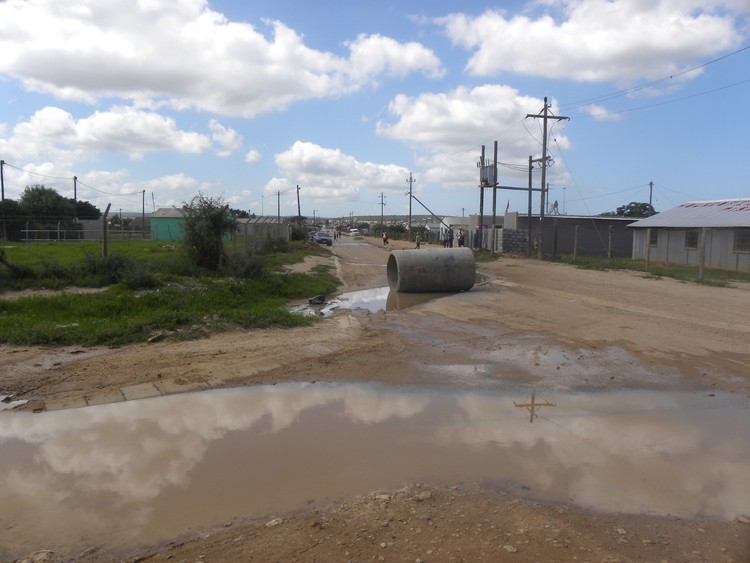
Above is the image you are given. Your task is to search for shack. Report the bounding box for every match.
[628,198,750,273]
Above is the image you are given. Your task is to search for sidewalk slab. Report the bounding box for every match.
[86,389,125,406]
[121,383,161,401]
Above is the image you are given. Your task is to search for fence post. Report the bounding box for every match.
[102,204,111,257]
[698,227,708,283]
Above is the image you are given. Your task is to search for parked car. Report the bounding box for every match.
[314,231,333,246]
[349,229,360,236]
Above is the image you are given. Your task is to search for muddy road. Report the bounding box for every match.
[1,235,749,562]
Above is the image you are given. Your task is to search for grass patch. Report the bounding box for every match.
[0,240,340,345]
[556,254,750,286]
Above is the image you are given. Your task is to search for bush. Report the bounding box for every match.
[79,252,158,289]
[223,254,268,279]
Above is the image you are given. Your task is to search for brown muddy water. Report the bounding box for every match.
[1,384,748,559]
[291,286,456,316]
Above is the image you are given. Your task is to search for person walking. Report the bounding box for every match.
[457,228,465,247]
[447,226,454,248]
[415,233,421,249]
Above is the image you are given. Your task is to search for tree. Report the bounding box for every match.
[181,193,236,270]
[75,200,102,220]
[17,185,101,224]
[19,185,73,219]
[600,202,655,218]
[230,208,251,219]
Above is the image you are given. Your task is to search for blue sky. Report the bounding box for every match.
[0,0,748,220]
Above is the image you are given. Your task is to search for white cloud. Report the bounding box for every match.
[585,103,625,121]
[438,1,743,84]
[2,106,210,164]
[0,0,443,117]
[346,34,445,84]
[209,119,242,157]
[269,141,410,206]
[376,85,572,189]
[244,148,262,163]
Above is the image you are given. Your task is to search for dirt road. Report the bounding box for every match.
[2,236,749,561]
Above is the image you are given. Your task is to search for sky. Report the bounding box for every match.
[0,0,748,221]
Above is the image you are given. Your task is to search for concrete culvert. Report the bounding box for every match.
[387,248,475,293]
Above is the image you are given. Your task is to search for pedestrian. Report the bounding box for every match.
[415,233,421,249]
[457,228,465,247]
[447,226,454,248]
[382,231,389,246]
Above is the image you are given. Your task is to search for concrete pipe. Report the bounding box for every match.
[387,248,475,293]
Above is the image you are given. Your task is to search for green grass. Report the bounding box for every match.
[555,254,750,286]
[0,240,340,345]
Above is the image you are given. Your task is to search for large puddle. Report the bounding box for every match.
[292,286,456,316]
[1,384,748,558]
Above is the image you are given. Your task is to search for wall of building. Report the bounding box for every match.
[632,228,750,273]
[233,221,291,255]
[150,218,185,242]
[514,216,636,257]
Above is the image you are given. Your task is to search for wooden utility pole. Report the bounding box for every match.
[514,393,556,423]
[379,192,386,233]
[406,172,415,241]
[526,97,568,259]
[296,185,302,228]
[649,181,654,215]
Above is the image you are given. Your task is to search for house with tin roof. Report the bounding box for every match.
[628,199,750,272]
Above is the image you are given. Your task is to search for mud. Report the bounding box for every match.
[1,236,749,562]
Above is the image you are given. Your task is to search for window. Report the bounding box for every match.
[734,229,750,253]
[648,229,658,247]
[685,230,699,250]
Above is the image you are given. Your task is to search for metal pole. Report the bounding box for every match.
[478,145,485,248]
[527,156,533,256]
[0,160,6,240]
[491,141,498,229]
[142,189,145,239]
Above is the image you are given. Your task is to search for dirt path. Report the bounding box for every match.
[2,236,749,561]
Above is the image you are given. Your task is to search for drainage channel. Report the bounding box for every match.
[0,384,748,559]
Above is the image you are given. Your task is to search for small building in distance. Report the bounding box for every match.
[628,198,750,273]
[150,208,186,242]
[151,209,290,253]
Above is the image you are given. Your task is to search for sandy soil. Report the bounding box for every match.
[2,236,749,561]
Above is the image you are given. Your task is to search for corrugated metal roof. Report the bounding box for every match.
[152,207,184,218]
[236,216,286,224]
[628,198,750,228]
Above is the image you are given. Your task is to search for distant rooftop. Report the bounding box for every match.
[629,198,750,229]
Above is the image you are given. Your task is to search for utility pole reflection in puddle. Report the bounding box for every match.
[514,393,556,423]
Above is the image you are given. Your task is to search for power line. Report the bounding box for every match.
[572,78,750,119]
[2,161,71,181]
[560,44,750,111]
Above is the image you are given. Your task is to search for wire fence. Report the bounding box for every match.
[1,217,149,243]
